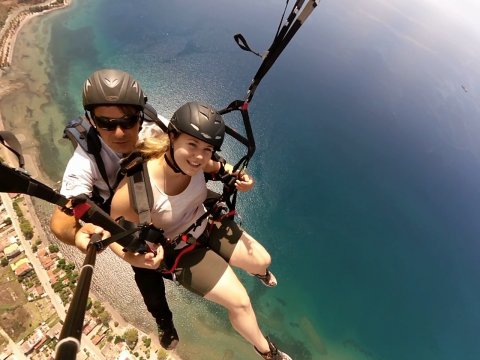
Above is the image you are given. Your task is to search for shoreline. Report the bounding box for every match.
[0,0,71,186]
[0,0,140,334]
[0,3,181,359]
[0,0,134,337]
[0,0,71,69]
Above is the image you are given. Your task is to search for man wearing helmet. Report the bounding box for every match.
[50,69,179,349]
[98,101,292,359]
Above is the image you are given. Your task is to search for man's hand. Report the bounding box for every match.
[75,223,111,253]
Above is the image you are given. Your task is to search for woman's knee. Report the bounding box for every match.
[230,291,253,313]
[257,247,272,268]
[205,274,253,312]
[247,239,272,268]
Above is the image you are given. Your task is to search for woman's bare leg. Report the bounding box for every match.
[204,265,270,353]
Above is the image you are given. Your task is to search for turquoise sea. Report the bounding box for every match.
[19,0,480,359]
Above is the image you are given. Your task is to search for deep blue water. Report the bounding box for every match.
[39,0,480,359]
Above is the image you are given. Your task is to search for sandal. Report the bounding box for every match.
[251,268,277,287]
[254,336,292,360]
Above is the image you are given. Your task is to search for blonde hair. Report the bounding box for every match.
[137,133,170,160]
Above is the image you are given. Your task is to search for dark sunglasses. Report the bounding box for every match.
[93,114,140,131]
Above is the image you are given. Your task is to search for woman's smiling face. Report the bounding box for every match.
[171,133,214,175]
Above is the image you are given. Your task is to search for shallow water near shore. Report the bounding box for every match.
[3,0,480,359]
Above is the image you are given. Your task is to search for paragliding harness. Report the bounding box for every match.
[117,147,247,276]
[62,103,168,211]
[98,0,321,274]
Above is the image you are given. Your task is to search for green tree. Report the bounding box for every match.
[31,244,38,253]
[142,336,151,348]
[3,217,11,226]
[123,328,138,349]
[157,348,168,360]
[48,243,59,253]
[12,201,22,217]
[86,297,93,311]
[98,310,111,326]
[1,258,8,267]
[20,219,33,239]
[93,300,102,309]
[52,282,64,293]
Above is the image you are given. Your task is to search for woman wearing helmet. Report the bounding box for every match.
[106,101,292,359]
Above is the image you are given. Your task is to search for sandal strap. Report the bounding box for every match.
[252,268,277,287]
[254,269,271,281]
[254,337,290,360]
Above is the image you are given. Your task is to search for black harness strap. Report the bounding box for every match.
[234,0,320,103]
[215,1,320,214]
[63,116,116,205]
[86,127,116,201]
[143,103,168,132]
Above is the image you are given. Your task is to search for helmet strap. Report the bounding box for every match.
[138,111,144,132]
[84,111,99,133]
[164,144,186,175]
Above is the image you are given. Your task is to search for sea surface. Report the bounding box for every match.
[14,0,480,359]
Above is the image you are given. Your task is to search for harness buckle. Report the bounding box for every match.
[171,272,180,286]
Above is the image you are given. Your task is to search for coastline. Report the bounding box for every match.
[0,0,71,185]
[0,0,71,69]
[0,2,181,359]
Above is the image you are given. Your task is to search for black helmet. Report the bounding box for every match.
[82,69,146,111]
[168,101,225,150]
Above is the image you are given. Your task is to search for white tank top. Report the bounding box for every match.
[150,170,208,244]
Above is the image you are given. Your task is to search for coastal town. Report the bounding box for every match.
[0,1,176,359]
[0,190,172,359]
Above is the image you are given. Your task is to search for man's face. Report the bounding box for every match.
[91,105,141,154]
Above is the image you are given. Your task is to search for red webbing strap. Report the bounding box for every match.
[210,209,236,224]
[162,242,197,274]
[72,202,92,220]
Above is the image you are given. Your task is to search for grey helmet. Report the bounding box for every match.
[82,69,146,110]
[168,101,225,150]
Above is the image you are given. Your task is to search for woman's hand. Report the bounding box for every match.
[142,242,165,270]
[108,239,164,270]
[234,169,255,192]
